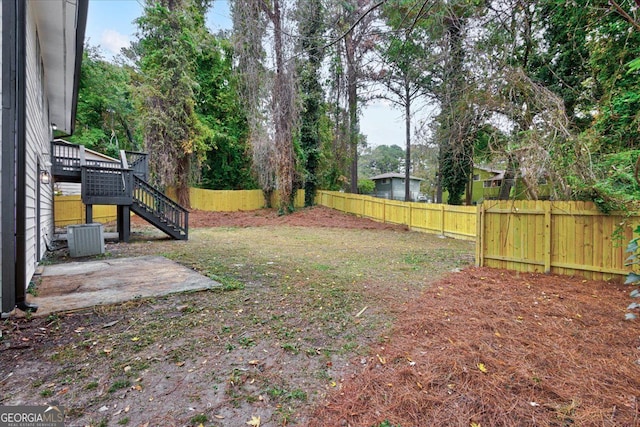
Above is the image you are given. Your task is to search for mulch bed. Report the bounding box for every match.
[310,268,640,427]
[169,206,408,230]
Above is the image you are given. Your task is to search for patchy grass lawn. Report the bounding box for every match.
[1,210,474,427]
[3,207,638,427]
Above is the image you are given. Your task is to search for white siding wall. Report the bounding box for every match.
[0,4,4,310]
[24,3,53,290]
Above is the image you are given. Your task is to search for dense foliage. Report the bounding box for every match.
[70,0,640,209]
[69,46,139,157]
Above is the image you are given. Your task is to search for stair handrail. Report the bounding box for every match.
[132,175,188,238]
[125,150,149,180]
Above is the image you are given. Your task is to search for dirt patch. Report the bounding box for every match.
[2,207,639,426]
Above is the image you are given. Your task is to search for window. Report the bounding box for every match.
[484,180,502,188]
[473,174,480,181]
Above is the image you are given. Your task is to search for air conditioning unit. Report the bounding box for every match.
[67,223,105,258]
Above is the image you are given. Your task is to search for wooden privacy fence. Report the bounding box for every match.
[54,188,305,226]
[54,195,117,227]
[317,191,639,281]
[316,191,477,240]
[187,187,305,211]
[478,200,640,281]
[55,189,639,281]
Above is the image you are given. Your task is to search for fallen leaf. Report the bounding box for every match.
[470,422,481,427]
[103,348,113,354]
[246,415,261,426]
[355,306,368,317]
[330,381,337,387]
[176,361,185,367]
[131,337,140,342]
[248,359,260,365]
[214,414,225,419]
[376,354,386,365]
[477,363,488,373]
[102,320,119,328]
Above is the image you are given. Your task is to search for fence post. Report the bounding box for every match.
[544,202,552,273]
[476,203,484,267]
[440,204,445,236]
[383,198,387,223]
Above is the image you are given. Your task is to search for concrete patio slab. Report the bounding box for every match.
[27,256,220,317]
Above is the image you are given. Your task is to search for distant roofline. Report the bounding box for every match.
[370,172,424,181]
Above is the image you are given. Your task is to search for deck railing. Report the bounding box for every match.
[81,165,133,205]
[133,176,188,239]
[124,151,149,181]
[52,140,119,178]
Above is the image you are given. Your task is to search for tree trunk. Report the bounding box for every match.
[272,0,294,211]
[176,155,191,208]
[404,79,411,202]
[345,31,359,194]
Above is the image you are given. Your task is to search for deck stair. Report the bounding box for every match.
[52,141,188,241]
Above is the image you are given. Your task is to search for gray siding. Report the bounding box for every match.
[0,4,3,310]
[24,3,53,290]
[375,178,421,201]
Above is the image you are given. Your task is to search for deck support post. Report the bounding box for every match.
[117,205,130,243]
[85,204,93,224]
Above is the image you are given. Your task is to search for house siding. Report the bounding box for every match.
[24,3,53,288]
[374,177,421,201]
[0,4,3,311]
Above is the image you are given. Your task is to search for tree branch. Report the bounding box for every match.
[609,0,640,32]
[323,0,387,49]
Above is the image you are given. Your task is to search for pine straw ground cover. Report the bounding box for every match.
[311,268,640,427]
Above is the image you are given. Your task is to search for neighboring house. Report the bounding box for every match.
[52,139,119,196]
[1,0,88,315]
[440,166,551,204]
[371,172,423,201]
[471,166,505,202]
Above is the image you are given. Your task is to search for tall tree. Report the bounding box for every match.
[358,144,405,177]
[195,32,255,190]
[135,0,212,207]
[232,0,298,212]
[435,4,476,205]
[296,0,325,206]
[376,0,433,201]
[329,0,380,193]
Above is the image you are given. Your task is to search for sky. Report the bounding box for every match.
[84,0,405,147]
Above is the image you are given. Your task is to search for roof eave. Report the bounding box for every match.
[31,0,88,135]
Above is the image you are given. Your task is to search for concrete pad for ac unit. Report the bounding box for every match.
[27,256,221,317]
